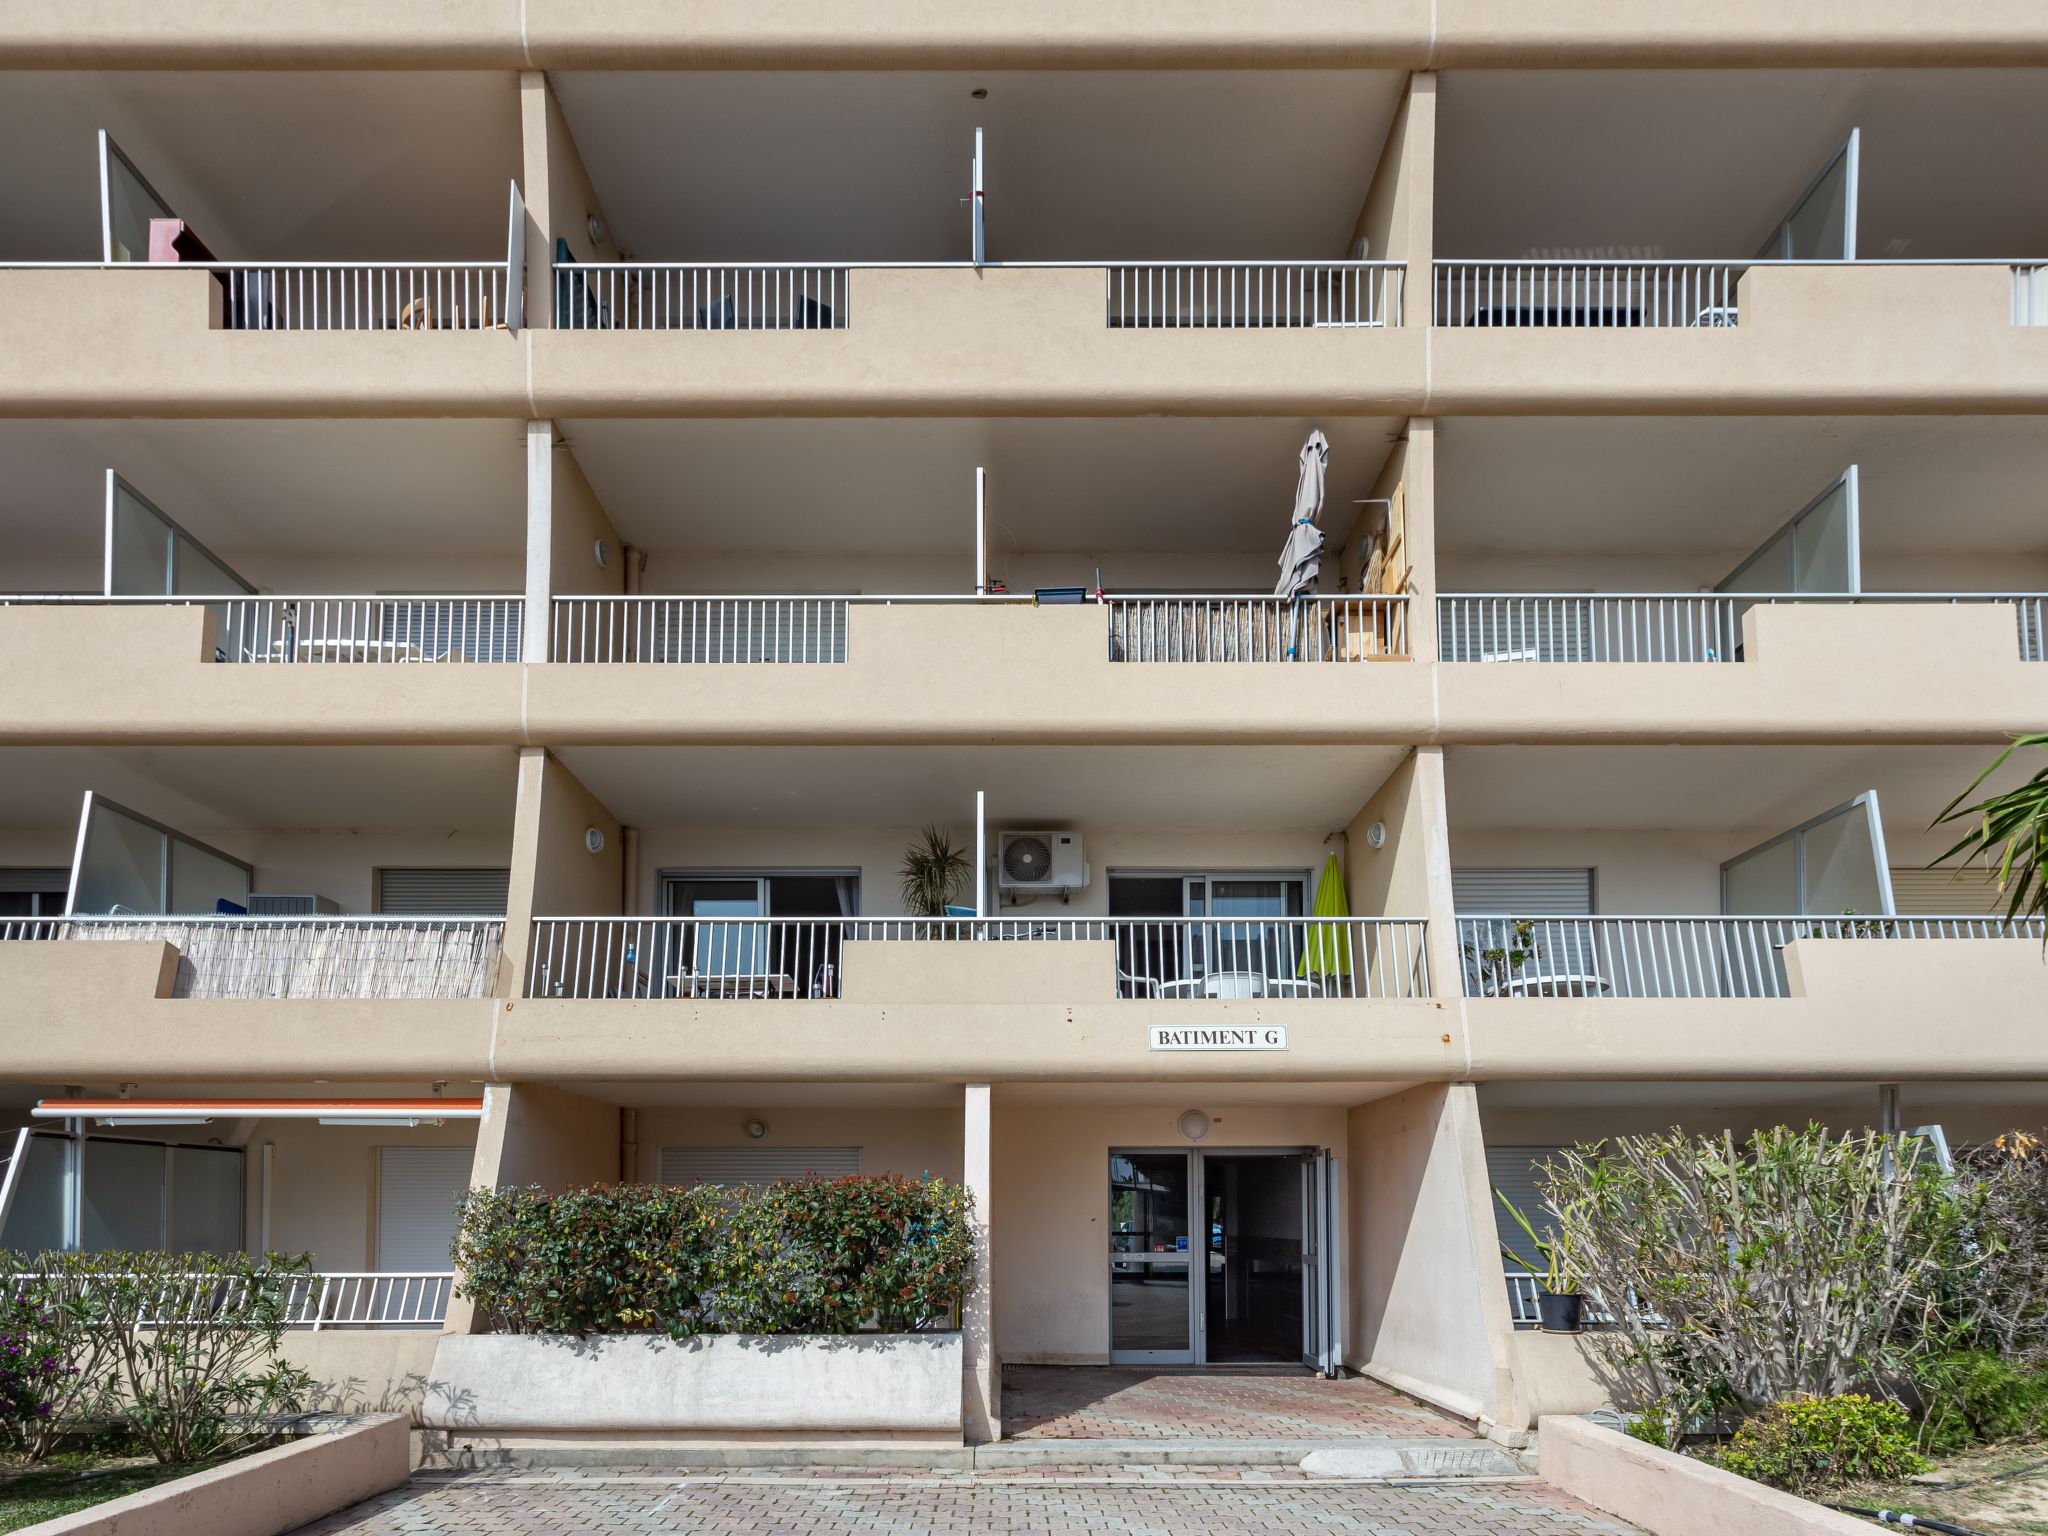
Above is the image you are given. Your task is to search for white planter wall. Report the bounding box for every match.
[427,1332,963,1436]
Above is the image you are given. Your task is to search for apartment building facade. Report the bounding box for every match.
[1,5,2046,1446]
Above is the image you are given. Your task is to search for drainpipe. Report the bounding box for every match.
[620,1107,639,1184]
[622,543,645,596]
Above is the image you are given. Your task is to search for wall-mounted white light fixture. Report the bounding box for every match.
[585,827,606,855]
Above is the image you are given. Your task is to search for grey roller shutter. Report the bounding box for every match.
[1451,869,1595,915]
[375,1145,473,1272]
[1484,1145,1567,1266]
[658,1146,861,1188]
[376,868,509,916]
[1888,866,2004,917]
[0,868,67,895]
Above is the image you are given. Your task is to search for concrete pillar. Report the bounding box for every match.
[522,422,552,663]
[504,748,625,996]
[1400,418,1439,663]
[1346,72,1436,330]
[519,71,618,329]
[963,1082,1000,1443]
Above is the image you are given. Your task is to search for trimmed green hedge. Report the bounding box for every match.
[453,1175,975,1338]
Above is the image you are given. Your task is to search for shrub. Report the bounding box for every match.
[2,1249,316,1464]
[0,1288,75,1456]
[1949,1133,2048,1368]
[1914,1349,2048,1452]
[1717,1395,1929,1495]
[455,1174,977,1339]
[1539,1125,1972,1420]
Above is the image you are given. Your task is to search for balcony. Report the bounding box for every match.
[1428,68,2048,408]
[500,741,1447,1079]
[1431,414,2048,739]
[0,71,528,412]
[1445,742,2048,1080]
[524,414,1431,742]
[0,743,515,1077]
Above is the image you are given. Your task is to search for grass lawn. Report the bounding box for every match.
[1836,1442,2048,1535]
[0,1456,224,1532]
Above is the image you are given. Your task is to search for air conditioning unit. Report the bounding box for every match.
[998,831,1087,893]
[247,893,340,916]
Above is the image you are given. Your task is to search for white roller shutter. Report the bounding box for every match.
[376,867,509,916]
[375,1145,473,1272]
[1452,869,1595,915]
[1888,866,2004,917]
[659,1146,861,1188]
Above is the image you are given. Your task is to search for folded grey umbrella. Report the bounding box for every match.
[1273,429,1331,597]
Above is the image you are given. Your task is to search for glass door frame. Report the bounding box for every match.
[1715,465,1862,598]
[1107,1145,1328,1368]
[1719,790,1895,918]
[1755,128,1860,262]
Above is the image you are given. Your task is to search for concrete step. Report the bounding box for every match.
[427,1434,1528,1477]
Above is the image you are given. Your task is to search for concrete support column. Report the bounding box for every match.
[523,421,553,663]
[1406,744,1465,1013]
[1347,72,1436,330]
[519,70,617,329]
[504,748,625,997]
[963,1082,1000,1443]
[1400,417,1439,663]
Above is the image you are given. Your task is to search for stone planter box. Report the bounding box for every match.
[427,1331,963,1437]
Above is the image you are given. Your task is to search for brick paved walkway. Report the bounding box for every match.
[294,1471,1644,1534]
[1002,1365,1470,1440]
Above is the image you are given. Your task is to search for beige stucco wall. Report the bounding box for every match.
[993,1098,1347,1363]
[9,263,2048,418]
[471,1081,620,1191]
[8,3,2045,67]
[631,1103,963,1184]
[246,1116,481,1271]
[548,443,625,600]
[1346,1083,1509,1423]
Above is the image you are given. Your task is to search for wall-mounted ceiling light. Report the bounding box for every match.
[587,214,608,246]
[745,1118,768,1139]
[1365,821,1388,849]
[1176,1109,1210,1143]
[585,827,607,855]
[594,538,611,569]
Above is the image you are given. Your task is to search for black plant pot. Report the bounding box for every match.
[1537,1291,1584,1334]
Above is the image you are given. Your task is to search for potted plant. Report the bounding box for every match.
[900,825,972,921]
[1495,1187,1584,1333]
[1465,918,1540,996]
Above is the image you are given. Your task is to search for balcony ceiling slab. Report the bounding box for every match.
[1438,68,2048,260]
[0,72,521,262]
[0,744,519,832]
[0,418,526,578]
[564,415,1401,558]
[1444,742,2032,839]
[554,743,1407,832]
[1436,415,2048,563]
[554,70,1405,262]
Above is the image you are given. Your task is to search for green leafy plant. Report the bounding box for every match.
[1914,1350,2048,1452]
[1,1250,315,1465]
[1493,1186,1576,1296]
[1717,1394,1929,1495]
[1465,919,1539,995]
[1538,1126,1974,1419]
[899,826,972,918]
[1932,732,2048,932]
[455,1174,977,1339]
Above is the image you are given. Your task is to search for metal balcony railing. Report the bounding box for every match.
[1107,595,1409,662]
[1432,261,1744,328]
[1105,262,1404,329]
[0,595,524,663]
[1458,914,2046,1001]
[8,1271,454,1328]
[2016,265,2048,325]
[526,916,1431,1002]
[1437,592,2048,664]
[555,263,848,330]
[57,916,504,999]
[552,595,854,663]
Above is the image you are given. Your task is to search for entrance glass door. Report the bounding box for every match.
[1109,1147,1337,1366]
[1109,1152,1195,1362]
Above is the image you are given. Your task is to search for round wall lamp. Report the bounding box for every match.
[594,538,612,569]
[584,827,606,855]
[1176,1108,1211,1143]
[744,1118,769,1140]
[1364,821,1387,849]
[587,213,608,246]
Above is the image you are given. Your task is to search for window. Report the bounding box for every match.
[1453,869,1595,994]
[0,868,68,922]
[376,868,510,916]
[659,1147,861,1188]
[660,871,859,999]
[0,1132,242,1254]
[375,1145,473,1271]
[1107,870,1309,994]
